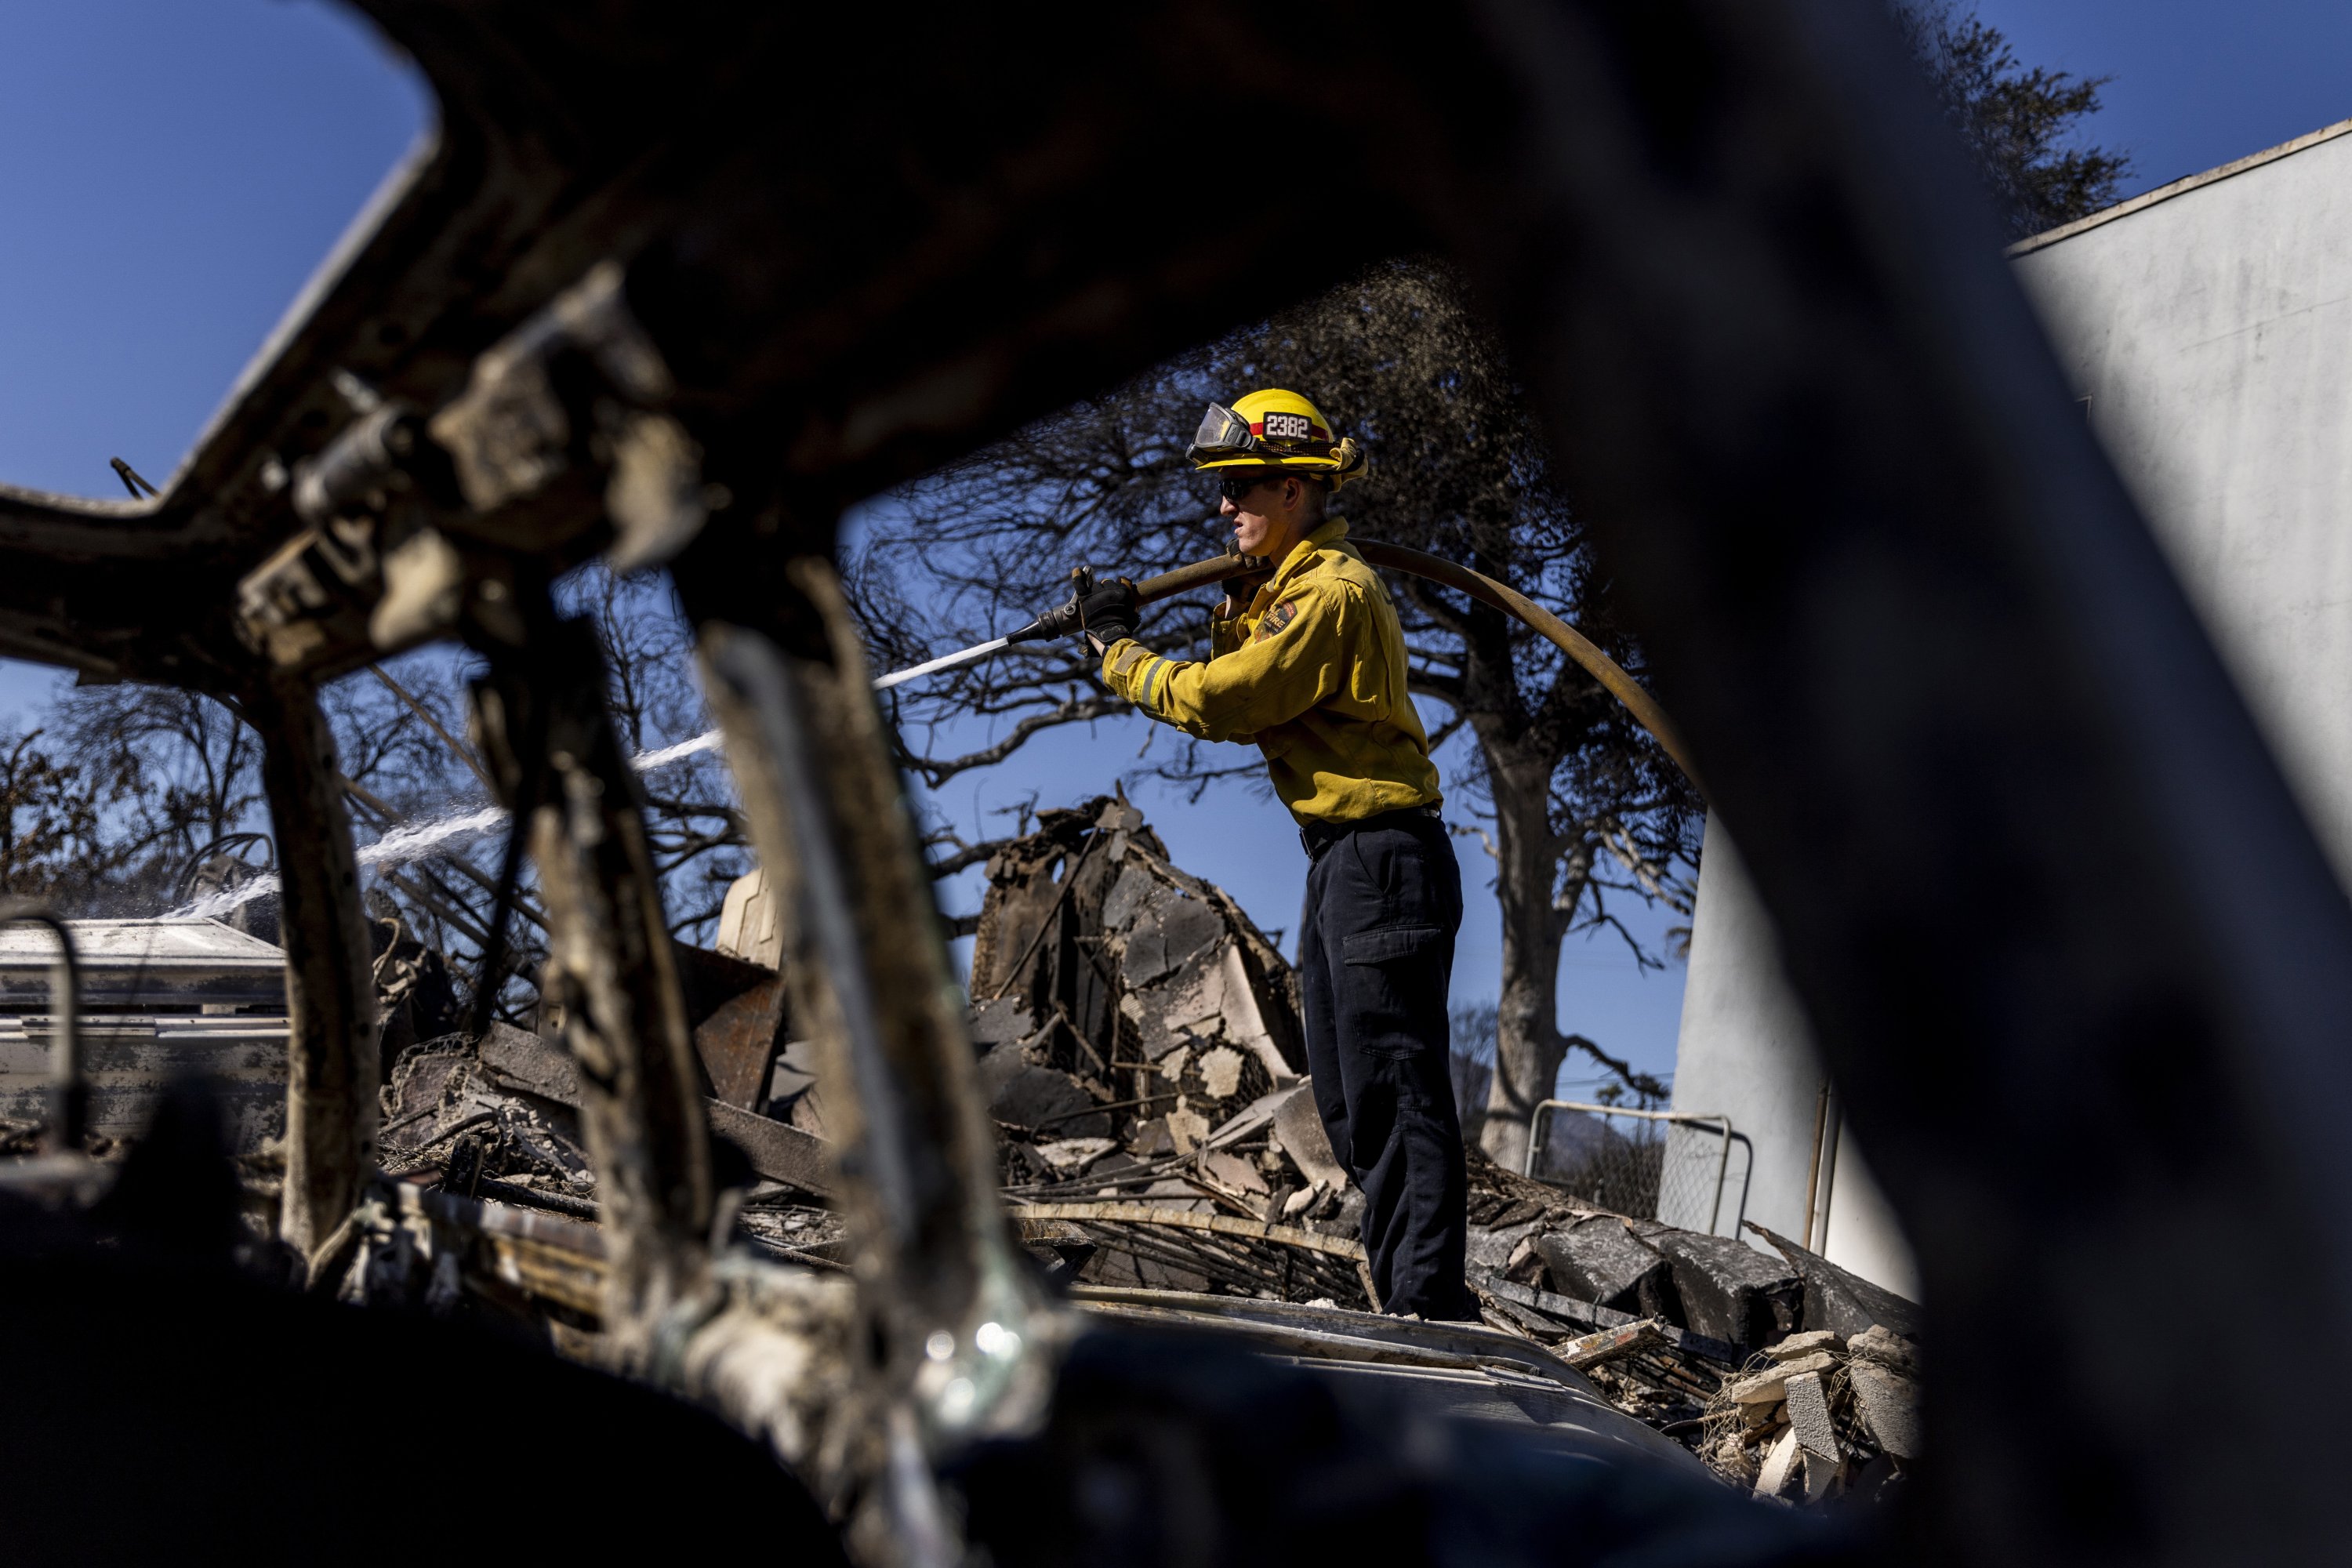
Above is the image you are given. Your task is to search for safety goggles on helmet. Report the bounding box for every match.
[1186,401,1335,465]
[1187,403,1264,463]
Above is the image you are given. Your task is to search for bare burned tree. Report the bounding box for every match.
[855,260,1701,1167]
[0,726,129,898]
[50,681,267,911]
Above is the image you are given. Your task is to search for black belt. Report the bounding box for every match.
[1300,803,1443,859]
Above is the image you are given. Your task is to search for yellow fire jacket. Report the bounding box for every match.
[1098,517,1443,826]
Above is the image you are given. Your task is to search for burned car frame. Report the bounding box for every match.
[0,2,2336,1563]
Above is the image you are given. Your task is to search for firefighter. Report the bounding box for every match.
[1073,388,1473,1320]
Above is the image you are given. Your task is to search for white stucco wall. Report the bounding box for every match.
[1664,118,2352,1302]
[1661,818,1918,1298]
[2014,120,2352,884]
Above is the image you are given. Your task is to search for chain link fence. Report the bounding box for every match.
[1526,1102,1753,1237]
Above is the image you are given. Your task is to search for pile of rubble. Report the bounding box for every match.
[1700,1322,1919,1505]
[950,799,1921,1496]
[295,794,1928,1494]
[957,799,1381,1300]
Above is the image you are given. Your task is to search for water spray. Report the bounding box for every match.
[171,731,735,921]
[176,539,1692,924]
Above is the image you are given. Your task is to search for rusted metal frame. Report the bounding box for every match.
[466,601,713,1364]
[688,557,1051,1449]
[248,672,380,1258]
[691,971,789,1110]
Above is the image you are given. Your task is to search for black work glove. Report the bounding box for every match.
[1078,576,1139,652]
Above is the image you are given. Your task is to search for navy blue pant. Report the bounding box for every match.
[1298,811,1474,1320]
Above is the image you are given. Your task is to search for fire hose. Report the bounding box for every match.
[874,543,1700,790]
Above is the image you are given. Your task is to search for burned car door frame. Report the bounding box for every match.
[0,1,2335,1561]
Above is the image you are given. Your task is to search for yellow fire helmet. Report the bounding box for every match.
[1186,387,1370,492]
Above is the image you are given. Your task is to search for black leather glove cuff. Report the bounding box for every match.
[1078,578,1139,648]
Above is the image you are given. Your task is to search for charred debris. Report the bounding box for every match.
[147,793,1904,1512]
[0,795,1915,1526]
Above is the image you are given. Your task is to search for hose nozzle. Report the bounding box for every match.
[1004,565,1094,645]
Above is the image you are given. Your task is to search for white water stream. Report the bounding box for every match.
[176,634,1001,922]
[172,728,728,920]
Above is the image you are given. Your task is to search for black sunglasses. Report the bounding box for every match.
[1217,470,1288,503]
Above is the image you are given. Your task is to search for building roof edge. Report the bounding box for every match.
[2008,117,2352,258]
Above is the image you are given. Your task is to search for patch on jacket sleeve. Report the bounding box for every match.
[1251,598,1301,642]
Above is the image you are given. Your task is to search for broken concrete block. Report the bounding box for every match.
[1197,1044,1245,1100]
[1799,1449,1838,1504]
[1099,863,1157,933]
[1535,1218,1679,1321]
[1034,1137,1116,1174]
[1165,1106,1211,1155]
[1120,895,1225,988]
[1728,1351,1836,1404]
[1503,1232,1548,1286]
[1784,1370,1839,1463]
[1152,944,1297,1083]
[966,996,1036,1049]
[1847,1323,1922,1377]
[1329,1186,1367,1240]
[1766,1329,1842,1361]
[1750,1224,1923,1341]
[1754,1428,1801,1500]
[1466,1220,1544,1277]
[1652,1230,1801,1352]
[1847,1359,1922,1461]
[1201,1088,1290,1150]
[975,1044,1109,1138]
[1199,1149,1268,1196]
[1142,1178,1214,1214]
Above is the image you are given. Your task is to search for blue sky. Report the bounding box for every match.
[0,1,2343,1095]
[1973,0,2352,198]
